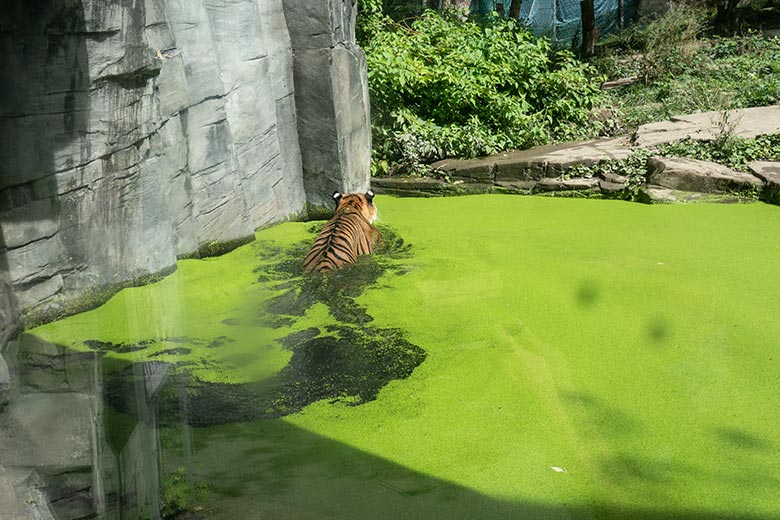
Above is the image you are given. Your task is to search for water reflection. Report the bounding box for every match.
[3,329,776,520]
[0,333,166,519]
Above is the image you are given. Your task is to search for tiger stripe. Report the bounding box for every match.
[303,191,378,273]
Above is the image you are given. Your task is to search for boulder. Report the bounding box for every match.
[646,156,764,195]
[430,158,495,183]
[746,161,780,205]
[431,138,632,183]
[637,187,753,204]
[534,177,600,193]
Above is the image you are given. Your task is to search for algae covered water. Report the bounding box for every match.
[27,195,780,519]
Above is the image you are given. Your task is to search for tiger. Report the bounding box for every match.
[303,191,380,273]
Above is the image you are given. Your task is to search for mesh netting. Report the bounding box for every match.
[469,0,638,48]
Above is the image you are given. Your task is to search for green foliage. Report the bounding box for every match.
[594,0,780,129]
[640,4,710,83]
[160,467,208,518]
[562,149,652,200]
[657,133,780,170]
[597,23,780,128]
[364,11,606,175]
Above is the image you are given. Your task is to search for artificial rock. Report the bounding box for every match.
[0,0,370,325]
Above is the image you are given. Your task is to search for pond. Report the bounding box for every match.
[8,194,780,519]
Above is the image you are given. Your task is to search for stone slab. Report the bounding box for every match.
[431,138,632,183]
[747,161,780,205]
[430,158,495,182]
[639,187,755,204]
[534,177,600,192]
[646,156,764,194]
[635,105,780,148]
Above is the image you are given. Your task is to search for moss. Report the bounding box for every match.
[21,265,177,329]
[195,235,255,259]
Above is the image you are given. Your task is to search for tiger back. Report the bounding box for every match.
[303,191,379,273]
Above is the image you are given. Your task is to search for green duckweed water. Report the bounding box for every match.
[30,195,780,519]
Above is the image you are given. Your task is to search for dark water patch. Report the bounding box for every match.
[254,315,295,329]
[156,324,426,427]
[714,428,773,451]
[83,339,152,353]
[576,279,600,309]
[564,391,641,438]
[150,348,192,357]
[646,316,672,344]
[97,225,424,429]
[257,226,413,328]
[206,336,234,349]
[278,327,320,350]
[163,336,197,344]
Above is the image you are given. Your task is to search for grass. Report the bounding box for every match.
[595,21,780,129]
[28,195,780,519]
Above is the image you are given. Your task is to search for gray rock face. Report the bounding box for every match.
[282,0,372,216]
[0,0,370,323]
[0,393,93,468]
[646,156,763,194]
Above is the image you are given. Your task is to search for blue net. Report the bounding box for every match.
[469,0,638,48]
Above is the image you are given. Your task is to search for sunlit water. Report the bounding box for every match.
[6,195,780,519]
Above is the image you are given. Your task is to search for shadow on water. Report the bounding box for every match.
[74,224,426,427]
[4,333,778,520]
[575,279,600,309]
[156,224,429,425]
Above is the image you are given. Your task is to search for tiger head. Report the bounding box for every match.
[333,191,378,224]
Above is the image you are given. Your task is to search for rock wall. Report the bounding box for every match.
[0,0,371,326]
[282,0,372,215]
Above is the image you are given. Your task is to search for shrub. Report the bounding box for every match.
[363,11,606,175]
[657,133,780,170]
[595,4,780,129]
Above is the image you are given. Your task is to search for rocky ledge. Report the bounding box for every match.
[372,106,780,206]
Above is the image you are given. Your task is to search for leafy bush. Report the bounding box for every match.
[592,0,780,129]
[563,149,652,200]
[364,11,606,175]
[657,133,780,170]
[160,467,208,518]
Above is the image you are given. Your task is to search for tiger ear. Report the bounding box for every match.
[365,190,375,203]
[332,191,342,204]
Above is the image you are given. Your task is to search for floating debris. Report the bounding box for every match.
[550,466,567,473]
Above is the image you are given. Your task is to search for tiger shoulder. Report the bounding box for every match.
[303,190,380,273]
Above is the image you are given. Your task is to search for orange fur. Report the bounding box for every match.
[303,192,379,273]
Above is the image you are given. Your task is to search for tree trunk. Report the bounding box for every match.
[509,0,521,19]
[580,0,596,59]
[714,0,739,32]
